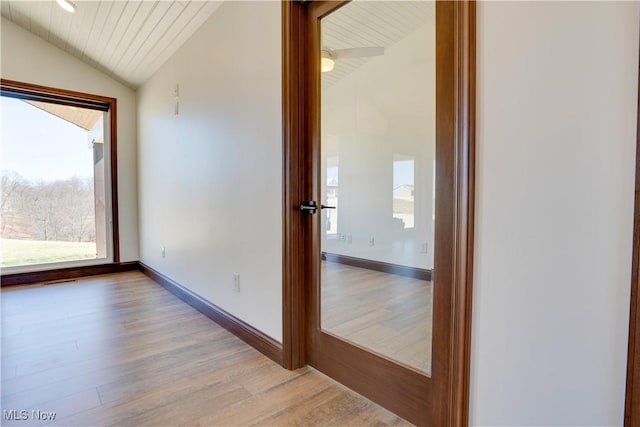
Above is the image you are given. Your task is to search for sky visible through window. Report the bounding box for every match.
[393,157,415,229]
[1,96,99,268]
[1,96,93,182]
[393,159,414,188]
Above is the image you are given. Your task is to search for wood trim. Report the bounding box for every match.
[431,2,476,424]
[3,260,284,367]
[322,252,432,281]
[139,262,283,366]
[308,331,431,423]
[110,99,120,262]
[444,2,475,424]
[0,79,121,263]
[0,262,139,287]
[282,1,475,425]
[0,78,116,105]
[625,42,640,427]
[282,0,306,370]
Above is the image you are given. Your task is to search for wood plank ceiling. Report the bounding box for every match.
[321,1,434,89]
[1,1,434,90]
[0,1,223,89]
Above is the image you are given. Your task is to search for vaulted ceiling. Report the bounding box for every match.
[321,1,434,89]
[0,1,222,89]
[1,1,434,91]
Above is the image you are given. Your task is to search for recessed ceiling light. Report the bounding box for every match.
[55,0,76,13]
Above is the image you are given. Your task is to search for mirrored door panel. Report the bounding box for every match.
[320,1,435,374]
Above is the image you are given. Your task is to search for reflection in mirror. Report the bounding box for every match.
[320,1,435,373]
[393,154,415,229]
[325,156,339,238]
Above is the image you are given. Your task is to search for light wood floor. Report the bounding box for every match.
[1,271,411,427]
[321,262,432,373]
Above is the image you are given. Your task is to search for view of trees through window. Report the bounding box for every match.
[1,95,106,268]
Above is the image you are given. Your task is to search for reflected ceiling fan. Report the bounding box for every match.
[321,46,385,73]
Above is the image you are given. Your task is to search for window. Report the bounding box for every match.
[393,154,415,229]
[0,80,118,271]
[325,156,339,238]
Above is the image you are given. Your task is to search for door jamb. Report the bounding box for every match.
[282,0,307,370]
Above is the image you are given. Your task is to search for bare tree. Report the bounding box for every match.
[1,172,96,243]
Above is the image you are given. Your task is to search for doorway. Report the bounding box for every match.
[282,1,475,425]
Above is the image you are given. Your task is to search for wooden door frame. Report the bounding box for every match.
[282,1,475,424]
[625,48,640,427]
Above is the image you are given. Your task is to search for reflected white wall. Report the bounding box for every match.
[321,22,436,269]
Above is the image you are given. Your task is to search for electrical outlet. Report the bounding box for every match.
[421,243,428,254]
[368,236,375,246]
[161,247,166,258]
[233,273,240,292]
[339,234,346,242]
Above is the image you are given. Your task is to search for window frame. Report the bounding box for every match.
[0,79,119,273]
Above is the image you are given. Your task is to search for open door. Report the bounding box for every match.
[283,1,475,425]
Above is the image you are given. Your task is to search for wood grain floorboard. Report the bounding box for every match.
[1,271,411,426]
[321,261,432,373]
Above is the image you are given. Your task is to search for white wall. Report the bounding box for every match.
[0,18,139,262]
[137,1,282,341]
[471,2,638,426]
[322,22,435,269]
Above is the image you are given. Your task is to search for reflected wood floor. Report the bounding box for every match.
[321,262,433,373]
[1,271,411,427]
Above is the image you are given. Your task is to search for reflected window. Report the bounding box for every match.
[393,154,415,229]
[325,156,339,238]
